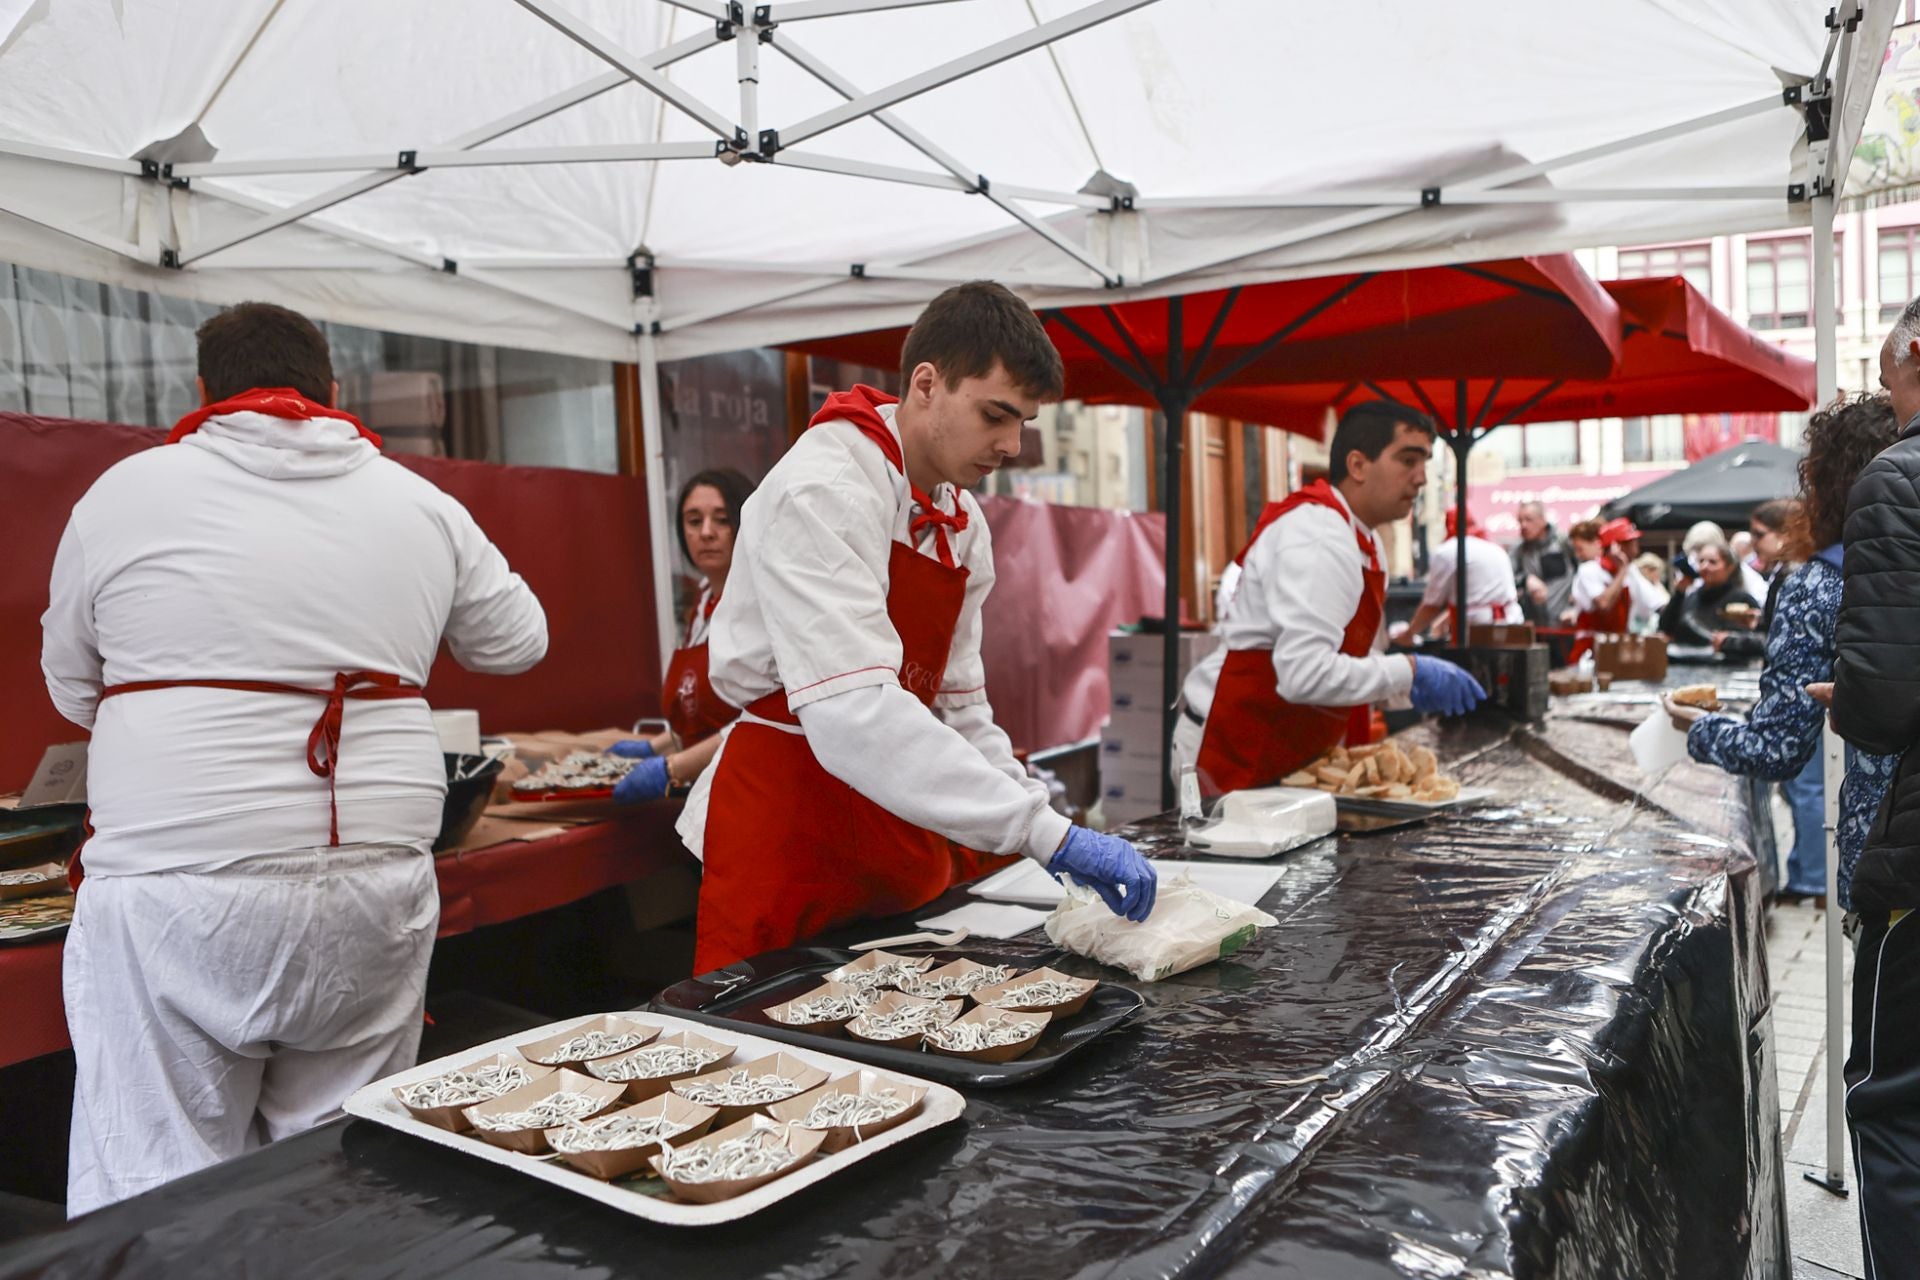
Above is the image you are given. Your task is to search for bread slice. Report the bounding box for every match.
[1671,684,1721,710]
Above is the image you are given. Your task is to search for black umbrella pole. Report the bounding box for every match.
[1455,432,1470,644]
[1160,398,1189,813]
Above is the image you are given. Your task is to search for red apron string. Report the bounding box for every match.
[97,672,424,847]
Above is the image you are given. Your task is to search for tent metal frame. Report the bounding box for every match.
[0,0,1884,748]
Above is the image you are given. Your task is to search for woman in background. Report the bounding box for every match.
[1657,540,1759,649]
[608,468,756,803]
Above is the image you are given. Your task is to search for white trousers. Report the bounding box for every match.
[64,843,439,1216]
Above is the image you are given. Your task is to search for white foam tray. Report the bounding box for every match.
[343,1011,966,1226]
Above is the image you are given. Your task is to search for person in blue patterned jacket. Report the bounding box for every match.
[1663,393,1900,910]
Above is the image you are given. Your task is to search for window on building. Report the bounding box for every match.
[0,260,620,473]
[1881,226,1920,322]
[1746,235,1843,330]
[1621,414,1687,464]
[1522,421,1579,469]
[1616,242,1713,295]
[1484,420,1579,470]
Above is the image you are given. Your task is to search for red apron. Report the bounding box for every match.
[70,671,423,889]
[67,390,409,889]
[1195,481,1386,797]
[662,594,738,747]
[694,387,987,973]
[1568,555,1631,661]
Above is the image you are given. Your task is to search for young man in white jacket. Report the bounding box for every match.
[40,302,548,1214]
[679,282,1155,972]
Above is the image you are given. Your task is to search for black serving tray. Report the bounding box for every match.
[649,946,1145,1088]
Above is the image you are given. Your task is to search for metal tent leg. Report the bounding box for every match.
[1809,187,1849,1198]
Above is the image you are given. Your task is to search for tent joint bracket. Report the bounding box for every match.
[851,262,866,277]
[758,127,782,156]
[628,250,655,299]
[159,248,181,270]
[1828,5,1862,33]
[441,257,458,274]
[1421,186,1440,207]
[396,149,424,174]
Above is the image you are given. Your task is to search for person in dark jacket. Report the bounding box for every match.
[1832,318,1920,1280]
[1656,541,1759,648]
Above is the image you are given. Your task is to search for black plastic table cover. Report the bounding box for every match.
[0,706,1784,1280]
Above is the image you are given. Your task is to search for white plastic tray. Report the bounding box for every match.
[343,1011,966,1226]
[968,858,1285,908]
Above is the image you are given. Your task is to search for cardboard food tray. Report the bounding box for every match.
[343,1011,965,1227]
[649,947,1144,1087]
[504,785,617,804]
[1331,786,1496,818]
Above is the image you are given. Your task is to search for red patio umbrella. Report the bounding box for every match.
[791,258,1626,804]
[1187,276,1817,436]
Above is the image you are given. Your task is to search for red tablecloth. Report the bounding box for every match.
[0,813,689,1069]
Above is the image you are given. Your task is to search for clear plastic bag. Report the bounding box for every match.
[1044,874,1278,982]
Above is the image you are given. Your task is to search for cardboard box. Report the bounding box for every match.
[1466,623,1536,649]
[1107,630,1219,675]
[1594,635,1668,681]
[1098,727,1165,770]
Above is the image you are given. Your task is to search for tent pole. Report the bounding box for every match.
[1811,186,1850,1198]
[1158,296,1189,812]
[636,329,681,685]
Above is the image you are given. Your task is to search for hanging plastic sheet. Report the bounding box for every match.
[0,713,1782,1279]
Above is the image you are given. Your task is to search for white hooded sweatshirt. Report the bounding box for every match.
[40,410,548,875]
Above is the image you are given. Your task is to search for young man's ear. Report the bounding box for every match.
[195,376,211,408]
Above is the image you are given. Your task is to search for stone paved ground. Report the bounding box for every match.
[1768,896,1863,1279]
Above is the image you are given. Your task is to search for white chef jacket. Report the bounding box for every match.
[40,411,548,875]
[1420,535,1524,625]
[1181,485,1414,722]
[684,583,716,648]
[680,404,1067,864]
[1571,556,1666,627]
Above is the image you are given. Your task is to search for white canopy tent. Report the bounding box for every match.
[0,0,1893,660]
[0,0,1896,1199]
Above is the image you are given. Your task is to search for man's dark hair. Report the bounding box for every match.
[675,467,756,564]
[195,302,335,404]
[899,281,1065,401]
[1329,400,1435,484]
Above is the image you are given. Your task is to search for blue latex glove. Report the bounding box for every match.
[613,756,671,804]
[1410,654,1487,717]
[607,739,657,759]
[1048,826,1158,923]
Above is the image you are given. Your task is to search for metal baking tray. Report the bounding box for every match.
[651,947,1144,1088]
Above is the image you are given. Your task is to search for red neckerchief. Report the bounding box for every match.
[809,385,968,567]
[167,387,383,448]
[1235,479,1376,570]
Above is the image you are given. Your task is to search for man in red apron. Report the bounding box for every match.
[40,303,548,1214]
[678,283,1157,972]
[1568,517,1656,659]
[1173,402,1486,796]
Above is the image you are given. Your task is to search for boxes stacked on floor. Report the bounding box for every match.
[1101,631,1219,826]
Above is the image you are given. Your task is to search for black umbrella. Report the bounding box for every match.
[1600,439,1803,531]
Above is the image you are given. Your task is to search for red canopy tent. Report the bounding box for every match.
[792,257,1625,803]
